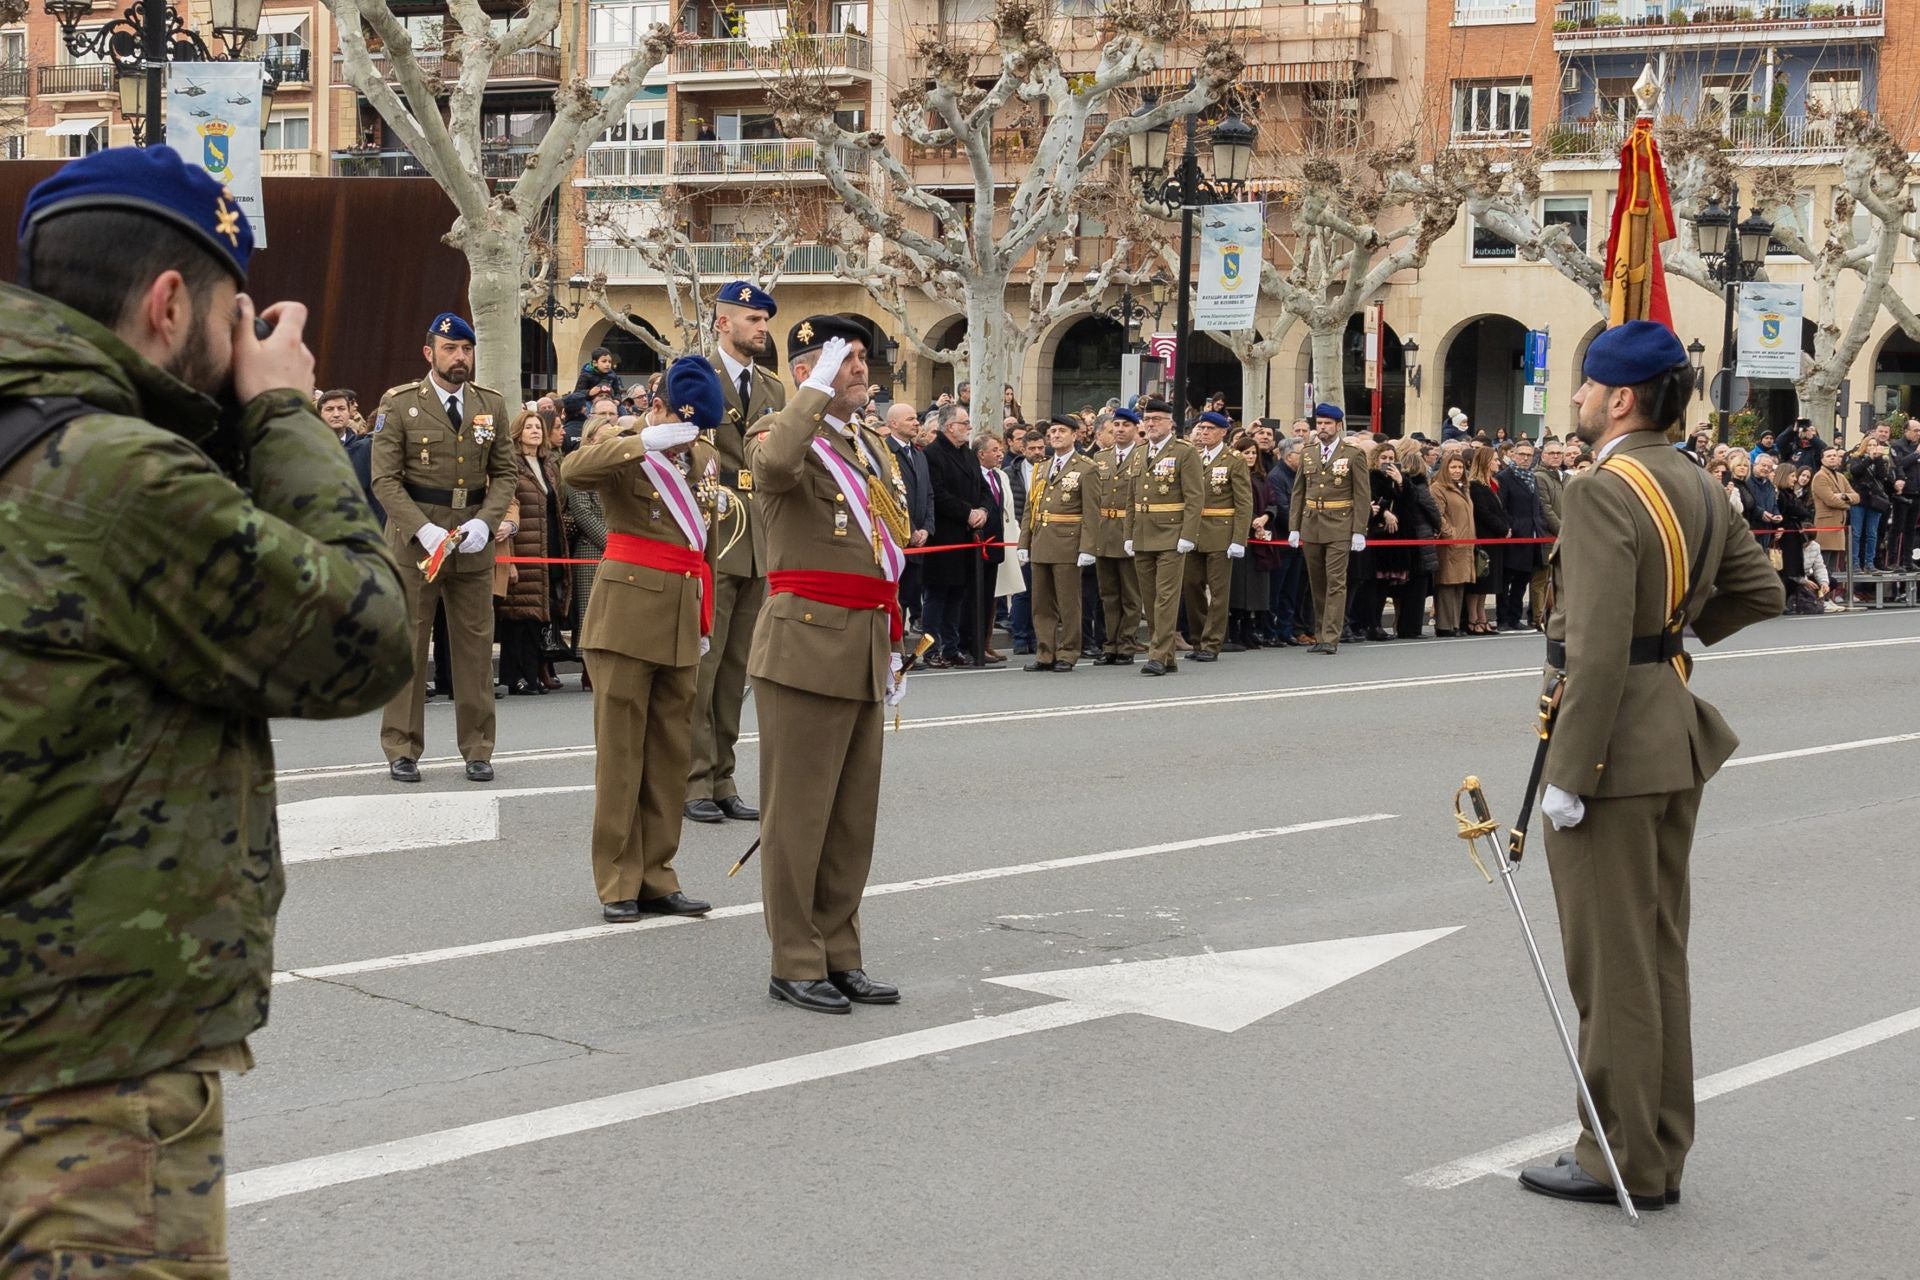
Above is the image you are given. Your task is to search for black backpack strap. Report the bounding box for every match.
[0,396,97,478]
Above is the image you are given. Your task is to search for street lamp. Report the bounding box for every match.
[1402,337,1421,394]
[877,335,906,391]
[1128,92,1257,425]
[1693,188,1773,441]
[46,0,273,147]
[526,271,589,394]
[1686,337,1706,397]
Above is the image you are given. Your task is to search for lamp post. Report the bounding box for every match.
[1686,337,1706,398]
[526,271,588,393]
[46,0,269,147]
[1127,93,1255,425]
[1402,336,1422,395]
[877,335,906,397]
[1692,189,1774,443]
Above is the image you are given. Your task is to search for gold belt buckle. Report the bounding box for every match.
[449,486,469,508]
[736,468,754,492]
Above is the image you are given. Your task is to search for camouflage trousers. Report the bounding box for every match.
[1,1070,229,1279]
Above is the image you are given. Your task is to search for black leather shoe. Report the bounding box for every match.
[770,978,851,1014]
[684,799,725,824]
[1141,659,1169,676]
[1519,1160,1664,1211]
[1555,1150,1679,1204]
[602,899,641,923]
[636,891,711,916]
[1221,639,1247,653]
[1309,643,1335,655]
[1051,660,1074,672]
[1190,650,1218,662]
[1024,660,1051,672]
[1110,653,1134,665]
[464,760,493,782]
[715,796,759,821]
[1366,627,1396,641]
[388,757,421,783]
[828,969,900,1004]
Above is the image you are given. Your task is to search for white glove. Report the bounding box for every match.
[1017,548,1030,565]
[455,518,490,554]
[1351,534,1367,552]
[700,636,711,657]
[415,523,448,554]
[1176,538,1195,554]
[802,335,852,395]
[1542,784,1586,831]
[640,421,699,453]
[1227,543,1245,559]
[1287,531,1301,549]
[1076,552,1095,568]
[1123,540,1134,557]
[885,651,907,708]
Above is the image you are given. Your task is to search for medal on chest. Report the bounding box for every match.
[1210,465,1228,490]
[471,414,495,446]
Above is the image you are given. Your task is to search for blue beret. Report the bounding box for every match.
[1313,403,1345,422]
[1196,411,1232,431]
[664,354,725,431]
[717,280,777,317]
[19,145,253,283]
[1583,320,1688,387]
[428,312,476,344]
[1111,406,1141,424]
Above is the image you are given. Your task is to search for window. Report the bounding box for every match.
[59,124,107,158]
[1453,0,1535,22]
[481,108,552,147]
[834,108,867,133]
[1700,74,1752,121]
[2,30,25,65]
[829,2,868,32]
[1805,69,1862,144]
[1768,189,1813,258]
[739,7,788,43]
[1470,216,1517,261]
[262,111,310,152]
[1595,76,1636,123]
[2,133,24,160]
[1452,80,1531,140]
[1541,194,1589,253]
[591,2,669,49]
[600,104,666,144]
[713,111,780,141]
[1193,0,1259,9]
[1836,188,1872,247]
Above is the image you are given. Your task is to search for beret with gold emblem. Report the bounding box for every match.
[19,145,254,283]
[787,313,875,364]
[663,353,725,431]
[716,280,777,318]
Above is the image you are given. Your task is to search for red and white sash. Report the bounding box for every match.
[640,452,706,554]
[810,434,904,582]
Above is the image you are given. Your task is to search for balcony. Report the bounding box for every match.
[586,240,846,283]
[264,149,325,176]
[0,66,28,98]
[668,34,872,86]
[1144,4,1402,89]
[333,44,563,90]
[263,49,311,85]
[1553,1,1884,49]
[1454,0,1536,23]
[1545,113,1847,158]
[331,144,540,178]
[38,64,113,96]
[580,139,870,184]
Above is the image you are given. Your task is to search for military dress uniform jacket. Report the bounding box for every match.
[1019,454,1098,563]
[369,379,517,573]
[1191,445,1254,552]
[708,356,787,576]
[1543,431,1783,800]
[1089,445,1145,557]
[560,429,719,669]
[1289,440,1371,543]
[1127,438,1205,551]
[745,387,895,703]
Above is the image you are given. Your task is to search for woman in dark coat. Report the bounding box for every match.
[1466,444,1507,635]
[1227,436,1278,647]
[1356,444,1406,640]
[1391,437,1442,638]
[1495,449,1546,630]
[497,410,571,695]
[921,412,988,665]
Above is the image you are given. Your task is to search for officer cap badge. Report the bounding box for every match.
[737,286,752,302]
[795,321,814,347]
[440,317,452,334]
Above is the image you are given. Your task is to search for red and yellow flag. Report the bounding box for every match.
[1602,116,1676,330]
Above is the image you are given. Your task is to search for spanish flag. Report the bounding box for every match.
[1602,116,1676,330]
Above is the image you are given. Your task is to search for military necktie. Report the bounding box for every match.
[446,395,462,433]
[737,369,752,412]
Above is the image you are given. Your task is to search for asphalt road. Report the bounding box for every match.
[234,609,1920,1279]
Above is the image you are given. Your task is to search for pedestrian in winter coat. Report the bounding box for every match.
[499,410,571,693]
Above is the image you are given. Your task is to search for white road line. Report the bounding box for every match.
[1407,1004,1920,1190]
[270,813,1395,986]
[1724,731,1920,768]
[273,633,1920,784]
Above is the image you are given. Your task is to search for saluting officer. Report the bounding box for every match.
[746,316,906,1016]
[1180,409,1253,661]
[1090,406,1146,664]
[1517,322,1781,1212]
[560,356,727,924]
[1125,396,1203,676]
[1018,416,1098,671]
[1287,403,1369,655]
[370,313,518,781]
[687,280,785,826]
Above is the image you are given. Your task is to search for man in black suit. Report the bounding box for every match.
[883,401,934,631]
[1497,439,1548,631]
[922,403,987,666]
[972,433,1011,664]
[1003,430,1044,653]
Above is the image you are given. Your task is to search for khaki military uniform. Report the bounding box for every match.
[1533,467,1566,627]
[1127,437,1204,666]
[1180,444,1254,654]
[745,390,897,980]
[560,431,721,905]
[1018,451,1098,664]
[369,378,517,762]
[689,355,786,806]
[1288,438,1370,651]
[1090,443,1146,656]
[1541,431,1782,1200]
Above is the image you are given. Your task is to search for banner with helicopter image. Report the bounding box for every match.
[166,62,267,248]
[1194,201,1262,332]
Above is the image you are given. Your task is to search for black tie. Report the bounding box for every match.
[446,395,462,433]
[737,369,752,412]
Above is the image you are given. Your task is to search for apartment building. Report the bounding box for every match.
[1421,0,1920,440]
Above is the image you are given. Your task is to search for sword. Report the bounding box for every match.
[1452,775,1640,1223]
[726,837,759,880]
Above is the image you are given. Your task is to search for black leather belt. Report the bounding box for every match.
[405,482,483,509]
[1545,633,1683,669]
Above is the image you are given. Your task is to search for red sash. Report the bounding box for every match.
[767,569,903,642]
[604,532,713,636]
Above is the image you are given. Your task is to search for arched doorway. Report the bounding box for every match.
[1874,328,1920,422]
[590,318,665,391]
[521,317,559,397]
[1442,315,1528,440]
[1183,332,1238,421]
[922,315,967,408]
[1341,314,1407,436]
[1051,316,1126,416]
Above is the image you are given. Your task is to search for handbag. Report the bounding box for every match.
[538,621,572,662]
[1767,546,1785,570]
[1473,548,1491,580]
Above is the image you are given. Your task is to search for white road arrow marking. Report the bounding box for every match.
[279,793,501,864]
[230,927,1459,1208]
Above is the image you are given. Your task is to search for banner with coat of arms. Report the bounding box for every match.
[1735,281,1803,380]
[1194,201,1263,332]
[166,62,268,248]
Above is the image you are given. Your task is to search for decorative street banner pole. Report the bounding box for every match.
[166,61,268,247]
[1194,201,1262,332]
[1734,281,1804,380]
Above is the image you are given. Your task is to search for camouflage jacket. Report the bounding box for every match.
[0,283,413,1096]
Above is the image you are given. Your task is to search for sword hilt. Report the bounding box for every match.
[1451,776,1497,883]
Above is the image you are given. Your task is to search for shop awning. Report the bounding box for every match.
[257,14,308,36]
[45,117,106,137]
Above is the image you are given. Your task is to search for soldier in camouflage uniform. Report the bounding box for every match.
[0,148,412,1277]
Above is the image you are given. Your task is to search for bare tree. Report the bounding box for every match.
[323,0,678,393]
[770,0,1241,429]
